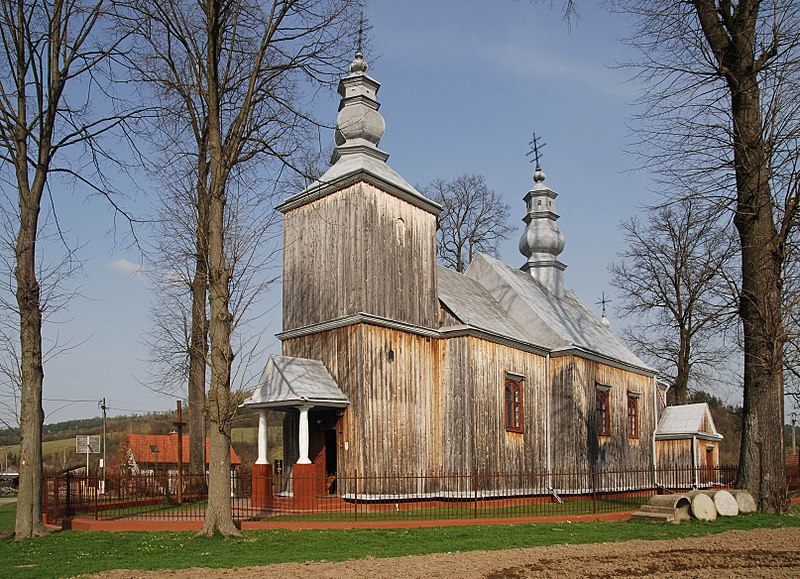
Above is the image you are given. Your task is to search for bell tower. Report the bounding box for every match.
[278,50,441,333]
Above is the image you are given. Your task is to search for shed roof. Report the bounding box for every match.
[656,403,722,439]
[126,434,241,466]
[243,355,350,410]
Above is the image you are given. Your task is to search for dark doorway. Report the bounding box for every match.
[309,410,340,496]
[705,446,715,483]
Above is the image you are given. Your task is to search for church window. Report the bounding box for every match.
[596,385,611,437]
[627,393,639,439]
[505,375,524,433]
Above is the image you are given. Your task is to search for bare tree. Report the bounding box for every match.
[428,174,514,272]
[125,0,358,536]
[143,166,282,455]
[0,0,132,538]
[783,226,800,408]
[610,198,739,404]
[610,1,800,511]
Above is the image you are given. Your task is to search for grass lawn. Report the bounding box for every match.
[1,509,800,579]
[0,502,15,534]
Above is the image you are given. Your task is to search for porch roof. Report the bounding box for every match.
[243,355,350,410]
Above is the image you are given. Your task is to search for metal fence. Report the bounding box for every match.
[42,463,760,526]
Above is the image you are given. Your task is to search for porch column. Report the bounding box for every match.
[297,404,312,464]
[256,410,268,465]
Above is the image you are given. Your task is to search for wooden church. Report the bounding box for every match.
[244,50,718,501]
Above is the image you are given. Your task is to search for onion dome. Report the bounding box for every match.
[518,166,567,296]
[332,50,387,162]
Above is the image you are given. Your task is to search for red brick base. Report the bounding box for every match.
[251,463,274,510]
[292,463,316,511]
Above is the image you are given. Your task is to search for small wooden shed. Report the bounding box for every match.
[655,403,723,489]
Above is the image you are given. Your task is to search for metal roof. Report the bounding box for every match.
[457,253,653,373]
[656,402,722,439]
[243,355,350,409]
[278,150,440,215]
[437,265,540,345]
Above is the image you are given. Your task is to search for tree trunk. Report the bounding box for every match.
[14,185,47,539]
[196,0,240,537]
[692,0,789,514]
[188,171,209,481]
[674,328,691,405]
[733,88,789,510]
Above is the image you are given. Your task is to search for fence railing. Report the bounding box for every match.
[42,463,763,526]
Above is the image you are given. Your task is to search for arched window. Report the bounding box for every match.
[505,376,524,433]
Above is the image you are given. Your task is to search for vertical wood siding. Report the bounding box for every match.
[282,183,438,331]
[283,324,440,492]
[440,336,548,481]
[655,439,693,468]
[551,355,654,476]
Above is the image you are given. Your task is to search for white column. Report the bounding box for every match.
[256,410,268,465]
[297,405,312,464]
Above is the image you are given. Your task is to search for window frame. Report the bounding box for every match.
[627,392,640,440]
[504,375,524,434]
[596,385,611,437]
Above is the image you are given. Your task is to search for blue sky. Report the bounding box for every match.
[25,1,740,424]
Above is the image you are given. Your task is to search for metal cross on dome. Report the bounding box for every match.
[526,132,546,169]
[355,8,372,54]
[596,291,612,317]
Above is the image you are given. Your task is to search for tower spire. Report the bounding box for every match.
[518,133,567,296]
[331,45,387,164]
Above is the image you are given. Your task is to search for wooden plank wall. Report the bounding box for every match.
[282,183,438,331]
[440,336,548,479]
[283,324,440,490]
[551,355,654,474]
[655,439,693,468]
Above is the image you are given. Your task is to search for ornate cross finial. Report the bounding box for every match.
[596,291,612,317]
[526,132,546,169]
[357,10,365,53]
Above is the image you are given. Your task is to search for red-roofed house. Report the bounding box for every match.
[124,433,241,475]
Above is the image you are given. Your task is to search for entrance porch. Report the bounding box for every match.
[243,355,349,509]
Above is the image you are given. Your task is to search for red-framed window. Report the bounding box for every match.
[596,386,610,437]
[627,393,639,439]
[505,376,524,433]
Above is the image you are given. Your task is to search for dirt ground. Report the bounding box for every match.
[93,526,800,578]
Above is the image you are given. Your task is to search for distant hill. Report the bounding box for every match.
[0,405,280,471]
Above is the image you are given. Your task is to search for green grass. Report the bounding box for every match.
[260,496,645,523]
[0,503,15,534]
[1,512,799,578]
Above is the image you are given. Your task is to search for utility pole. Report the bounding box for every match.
[100,398,107,494]
[173,400,187,503]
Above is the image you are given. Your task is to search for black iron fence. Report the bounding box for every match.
[42,463,774,526]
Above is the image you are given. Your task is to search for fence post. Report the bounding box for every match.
[41,475,49,525]
[473,467,478,519]
[354,470,358,523]
[592,466,597,514]
[94,477,99,520]
[65,471,72,519]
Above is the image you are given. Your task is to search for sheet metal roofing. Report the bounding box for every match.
[244,355,350,409]
[126,434,241,465]
[278,150,440,216]
[437,265,538,345]
[656,402,722,438]
[445,253,653,372]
